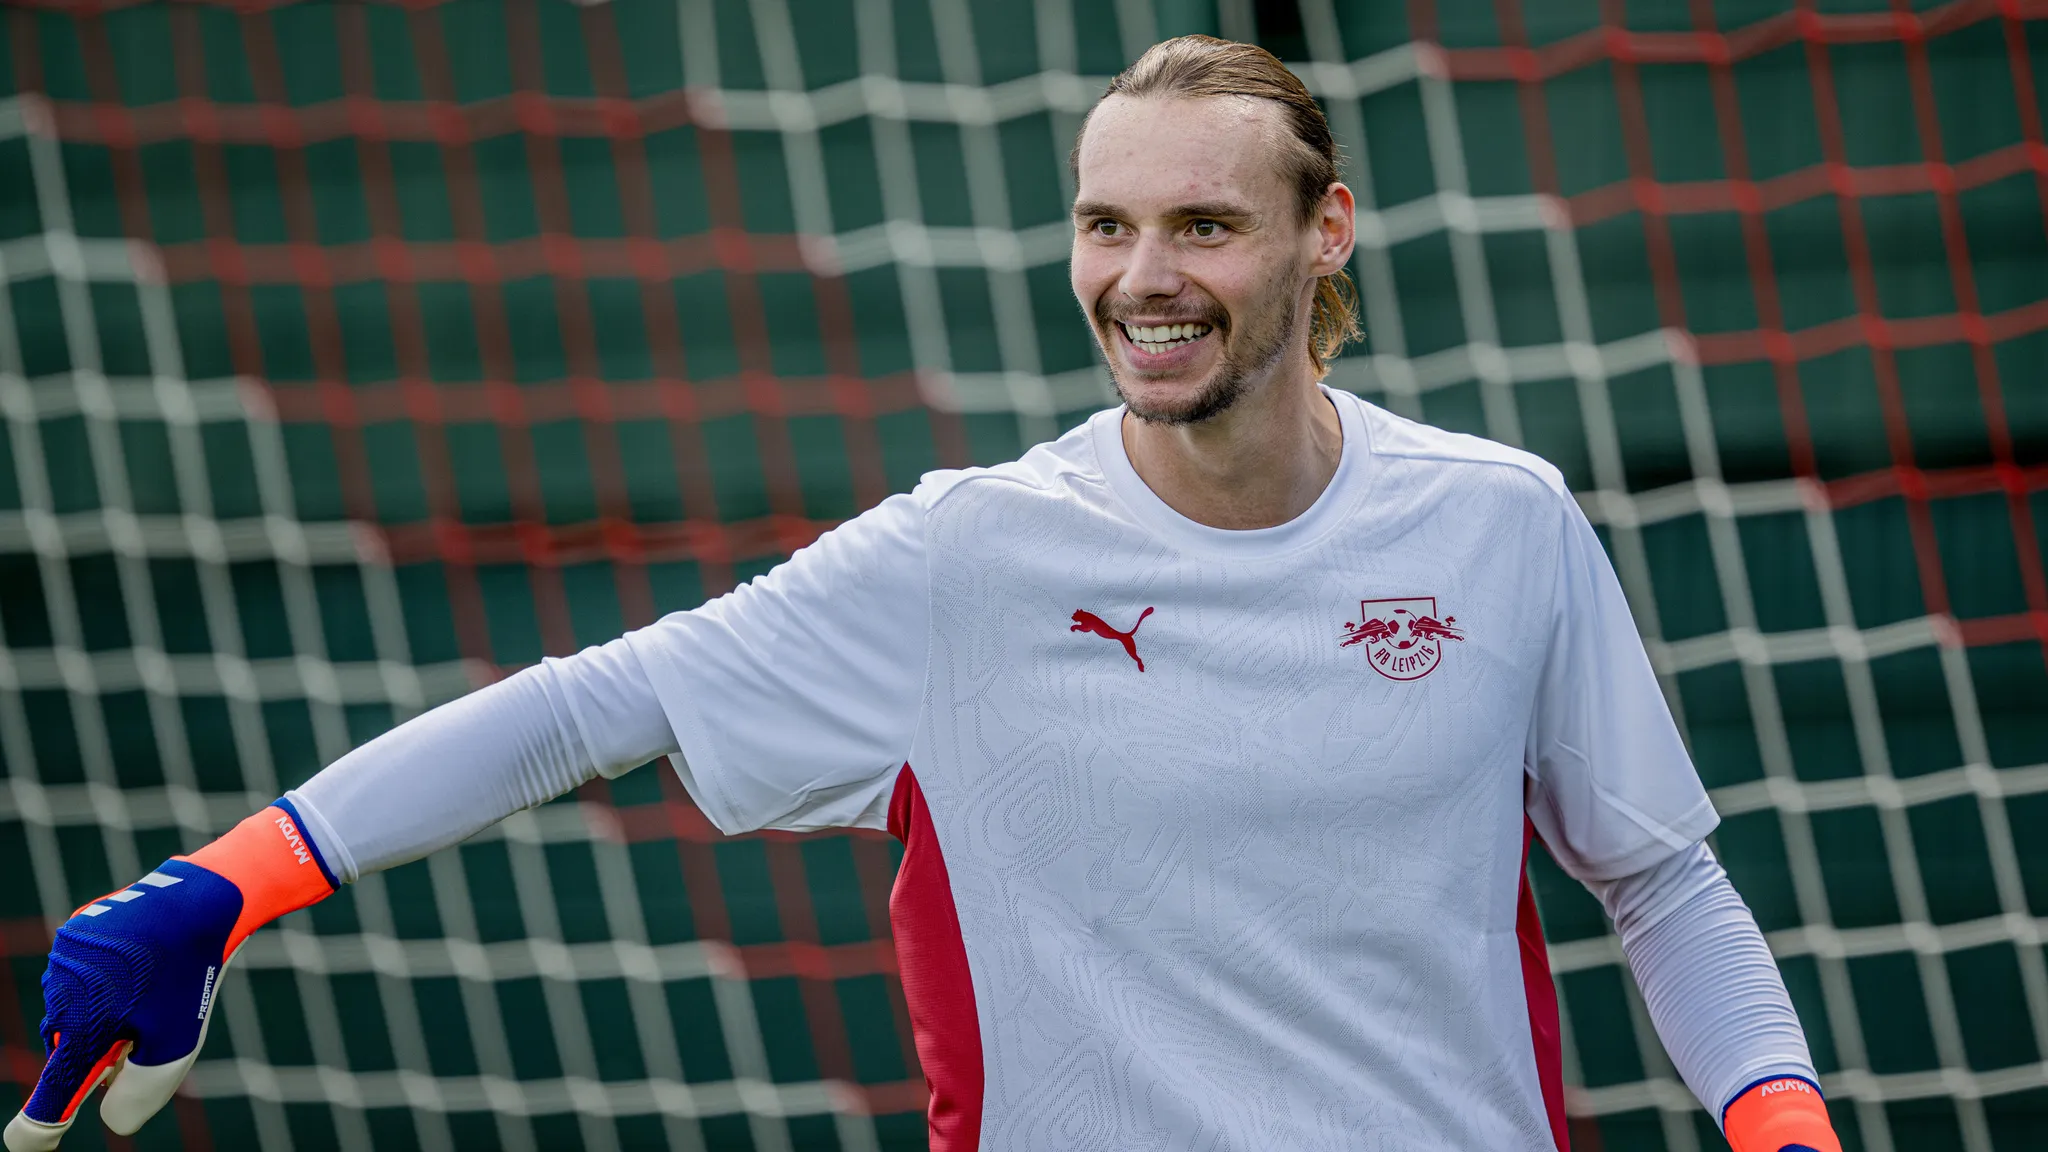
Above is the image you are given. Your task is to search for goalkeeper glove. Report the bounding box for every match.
[1723,1075,1842,1152]
[4,800,337,1152]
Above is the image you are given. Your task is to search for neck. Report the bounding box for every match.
[1120,363,1343,530]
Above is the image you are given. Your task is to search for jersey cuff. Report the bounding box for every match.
[280,790,354,885]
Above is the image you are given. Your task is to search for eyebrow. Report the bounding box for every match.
[1071,199,1259,222]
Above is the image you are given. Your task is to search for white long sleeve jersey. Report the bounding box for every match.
[294,389,1817,1151]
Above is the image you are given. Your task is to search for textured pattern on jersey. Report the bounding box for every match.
[21,861,242,1125]
[905,401,1625,1150]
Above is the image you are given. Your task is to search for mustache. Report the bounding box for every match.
[1096,299,1228,331]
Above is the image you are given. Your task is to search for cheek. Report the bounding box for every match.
[1070,246,1116,310]
[1195,252,1284,320]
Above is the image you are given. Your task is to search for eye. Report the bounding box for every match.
[1190,219,1222,238]
[1089,219,1123,237]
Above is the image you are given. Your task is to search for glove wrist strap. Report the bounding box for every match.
[180,799,338,955]
[1722,1076,1840,1152]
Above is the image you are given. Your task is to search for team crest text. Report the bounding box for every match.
[1341,597,1463,680]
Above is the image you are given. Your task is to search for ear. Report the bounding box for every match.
[1308,182,1356,277]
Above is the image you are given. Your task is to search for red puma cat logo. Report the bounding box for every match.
[1071,607,1154,671]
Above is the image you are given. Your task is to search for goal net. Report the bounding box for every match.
[1,2,2044,1150]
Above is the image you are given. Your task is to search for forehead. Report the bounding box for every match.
[1074,95,1294,211]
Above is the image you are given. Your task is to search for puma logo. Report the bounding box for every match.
[1071,607,1154,672]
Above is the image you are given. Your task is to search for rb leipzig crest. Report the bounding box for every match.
[1340,596,1464,681]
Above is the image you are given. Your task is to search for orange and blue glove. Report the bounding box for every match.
[1723,1075,1842,1152]
[4,800,336,1152]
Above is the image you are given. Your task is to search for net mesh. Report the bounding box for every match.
[0,1,2045,1150]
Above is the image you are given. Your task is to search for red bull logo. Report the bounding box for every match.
[1341,597,1463,681]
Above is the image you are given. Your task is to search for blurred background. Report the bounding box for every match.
[0,0,2044,1149]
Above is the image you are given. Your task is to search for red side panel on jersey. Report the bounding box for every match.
[1520,820,1570,1151]
[887,766,983,1152]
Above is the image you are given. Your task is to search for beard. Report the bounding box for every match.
[1094,274,1303,427]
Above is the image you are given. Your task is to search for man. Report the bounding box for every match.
[11,36,1839,1152]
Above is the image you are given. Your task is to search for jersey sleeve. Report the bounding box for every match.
[1525,494,1719,882]
[625,492,928,835]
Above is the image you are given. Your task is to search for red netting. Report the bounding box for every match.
[1423,0,2048,652]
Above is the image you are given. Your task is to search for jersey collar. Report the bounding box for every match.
[1091,383,1375,559]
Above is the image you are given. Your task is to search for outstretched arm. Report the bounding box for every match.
[7,490,930,1151]
[291,637,676,882]
[1591,842,1839,1152]
[4,637,677,1152]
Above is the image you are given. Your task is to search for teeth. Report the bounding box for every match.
[1122,322,1212,347]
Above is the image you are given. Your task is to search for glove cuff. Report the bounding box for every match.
[1723,1076,1840,1152]
[180,799,338,955]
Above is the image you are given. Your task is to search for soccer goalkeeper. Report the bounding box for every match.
[11,36,1839,1152]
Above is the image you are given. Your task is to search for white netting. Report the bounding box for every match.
[0,93,884,1152]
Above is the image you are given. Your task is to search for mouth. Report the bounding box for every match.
[1115,320,1216,358]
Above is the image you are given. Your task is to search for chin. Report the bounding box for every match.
[1115,369,1250,426]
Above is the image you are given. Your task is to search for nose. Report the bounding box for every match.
[1116,229,1184,302]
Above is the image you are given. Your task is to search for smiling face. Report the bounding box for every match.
[1071,94,1330,425]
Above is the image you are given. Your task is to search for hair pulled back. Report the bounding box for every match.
[1079,36,1363,376]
